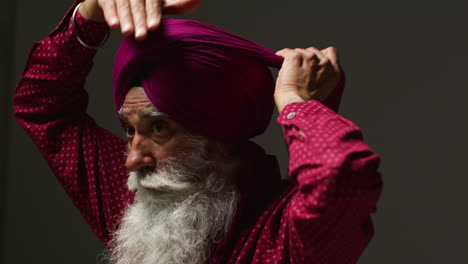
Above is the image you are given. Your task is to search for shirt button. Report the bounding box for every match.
[287,112,296,119]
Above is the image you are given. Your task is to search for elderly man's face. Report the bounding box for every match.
[110,88,239,264]
[119,86,194,172]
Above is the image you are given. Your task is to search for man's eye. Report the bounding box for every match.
[152,120,168,133]
[123,125,135,137]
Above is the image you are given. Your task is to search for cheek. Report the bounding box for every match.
[152,137,184,162]
[154,149,172,162]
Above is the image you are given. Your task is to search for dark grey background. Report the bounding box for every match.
[1,0,468,263]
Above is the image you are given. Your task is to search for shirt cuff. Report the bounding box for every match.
[276,100,335,126]
[73,9,110,47]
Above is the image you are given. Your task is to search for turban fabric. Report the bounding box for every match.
[113,18,344,142]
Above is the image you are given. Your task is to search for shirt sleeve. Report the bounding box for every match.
[277,100,383,263]
[13,1,132,244]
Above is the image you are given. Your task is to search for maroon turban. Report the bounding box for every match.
[113,18,344,142]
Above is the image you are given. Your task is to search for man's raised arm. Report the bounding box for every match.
[13,0,204,245]
[273,47,383,263]
[13,1,131,243]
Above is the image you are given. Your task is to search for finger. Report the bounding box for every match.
[99,0,119,27]
[276,48,303,66]
[116,0,134,35]
[275,48,292,57]
[321,46,340,71]
[162,0,202,14]
[129,0,147,39]
[146,0,162,30]
[305,47,329,66]
[321,46,338,63]
[294,48,320,66]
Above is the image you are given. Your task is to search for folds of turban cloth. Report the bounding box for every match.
[113,18,344,142]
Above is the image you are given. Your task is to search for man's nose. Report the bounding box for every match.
[125,135,156,172]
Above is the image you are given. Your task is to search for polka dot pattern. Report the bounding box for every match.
[13,2,129,244]
[13,2,383,262]
[212,102,382,264]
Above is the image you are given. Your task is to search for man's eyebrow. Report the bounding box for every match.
[118,107,168,121]
[139,107,168,118]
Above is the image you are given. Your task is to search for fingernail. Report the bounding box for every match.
[148,19,158,29]
[110,17,119,26]
[136,29,147,40]
[137,27,144,35]
[122,24,132,34]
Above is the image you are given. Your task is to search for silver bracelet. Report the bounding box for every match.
[72,2,110,49]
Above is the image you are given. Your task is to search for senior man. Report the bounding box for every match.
[13,0,382,263]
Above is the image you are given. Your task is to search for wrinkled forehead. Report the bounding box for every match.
[118,86,167,120]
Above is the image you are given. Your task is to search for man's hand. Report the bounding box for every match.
[79,0,203,40]
[274,47,342,113]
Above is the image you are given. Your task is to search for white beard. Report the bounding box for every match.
[107,136,239,264]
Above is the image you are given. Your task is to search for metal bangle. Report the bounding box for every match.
[72,2,109,49]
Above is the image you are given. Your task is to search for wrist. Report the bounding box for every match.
[72,2,110,49]
[79,0,106,23]
[274,92,305,113]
